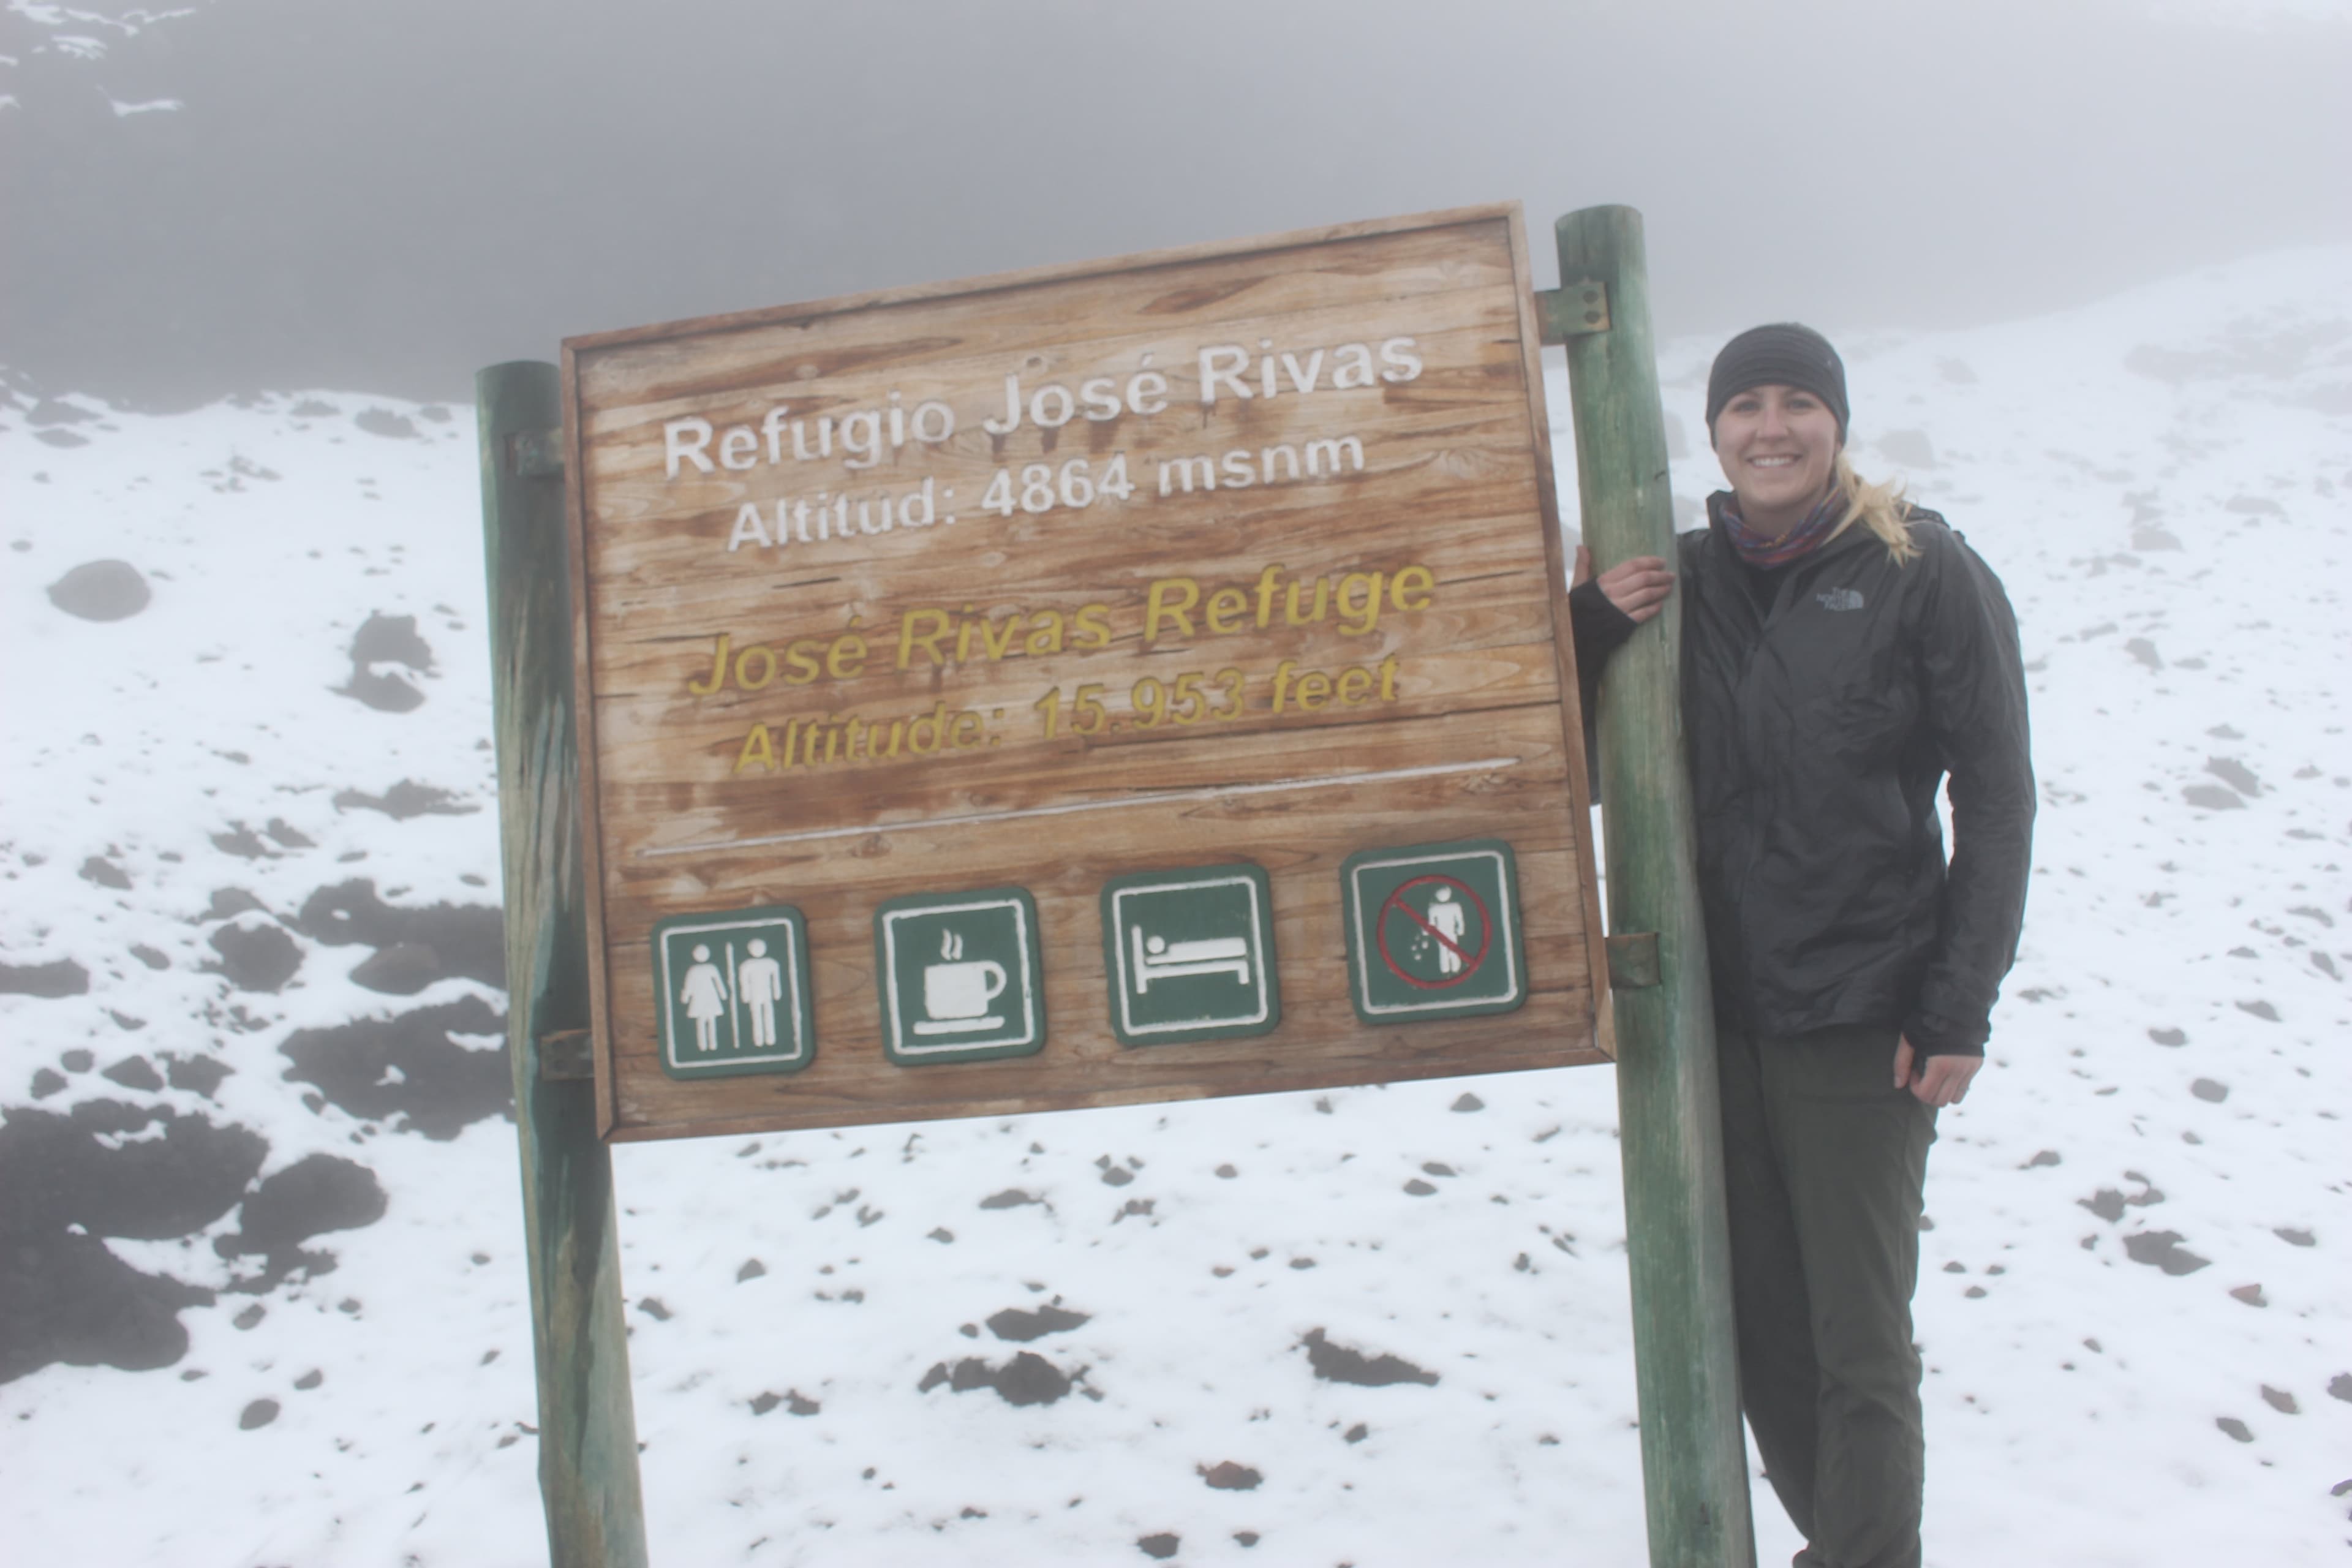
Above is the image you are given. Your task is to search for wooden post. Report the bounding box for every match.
[1552,208,1755,1567]
[477,360,650,1567]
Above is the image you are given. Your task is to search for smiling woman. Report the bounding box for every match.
[1569,322,2034,1568]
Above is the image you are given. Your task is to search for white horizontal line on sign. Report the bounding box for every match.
[637,757,1525,859]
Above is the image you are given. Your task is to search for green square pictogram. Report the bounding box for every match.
[651,905,815,1079]
[1341,839,1526,1023]
[873,887,1046,1065]
[1099,864,1280,1046]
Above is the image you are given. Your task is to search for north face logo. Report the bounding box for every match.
[1815,587,1866,612]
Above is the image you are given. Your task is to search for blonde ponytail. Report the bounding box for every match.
[1833,450,1920,564]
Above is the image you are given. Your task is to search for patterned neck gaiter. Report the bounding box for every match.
[1719,489,1847,570]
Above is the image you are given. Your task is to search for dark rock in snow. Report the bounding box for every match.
[2236,1000,2280,1022]
[1450,1092,1485,1112]
[1137,1534,1180,1561]
[2230,1284,2267,1307]
[46,559,151,621]
[101,1056,163,1092]
[340,668,424,712]
[1200,1461,1262,1490]
[978,1188,1039,1210]
[918,1351,1074,1406]
[61,1049,94,1072]
[737,1259,766,1283]
[165,1054,232,1098]
[2329,1373,2352,1404]
[2190,1079,2228,1102]
[264,818,314,849]
[2122,1231,2209,1275]
[2214,1415,2253,1443]
[2272,1227,2315,1247]
[130,944,170,971]
[279,993,511,1140]
[290,880,503,987]
[211,824,273,859]
[2260,1385,2297,1414]
[331,780,476,820]
[2181,785,2242,811]
[29,1068,66,1098]
[239,1398,279,1430]
[349,612,433,669]
[209,919,302,992]
[0,1102,267,1382]
[1300,1329,1439,1387]
[987,1304,1088,1342]
[80,856,131,889]
[0,958,89,997]
[2079,1189,2127,1223]
[2022,1150,2062,1168]
[2147,1027,2187,1047]
[354,409,418,439]
[637,1297,672,1321]
[220,1154,387,1259]
[205,888,266,921]
[2205,756,2263,796]
[351,942,440,995]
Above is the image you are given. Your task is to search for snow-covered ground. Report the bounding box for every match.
[3,246,2348,1566]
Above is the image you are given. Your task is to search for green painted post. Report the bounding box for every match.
[477,360,650,1567]
[1553,207,1755,1567]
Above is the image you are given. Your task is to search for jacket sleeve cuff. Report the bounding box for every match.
[1568,578,1640,669]
[1903,1011,1988,1058]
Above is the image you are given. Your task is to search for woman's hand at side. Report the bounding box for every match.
[1574,546,1676,624]
[1893,1037,1983,1107]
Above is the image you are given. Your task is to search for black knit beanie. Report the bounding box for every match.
[1705,323,1849,443]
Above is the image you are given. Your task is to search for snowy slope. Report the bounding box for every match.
[2,247,2348,1566]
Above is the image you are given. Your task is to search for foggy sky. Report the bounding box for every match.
[5,0,2348,409]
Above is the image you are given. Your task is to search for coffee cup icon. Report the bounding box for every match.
[913,929,1007,1035]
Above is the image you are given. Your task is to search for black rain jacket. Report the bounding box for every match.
[1572,494,2035,1055]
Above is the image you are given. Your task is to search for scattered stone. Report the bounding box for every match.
[1421,1162,1455,1177]
[46,560,151,621]
[330,782,475,820]
[131,944,170,971]
[26,397,99,427]
[1137,1534,1180,1561]
[2273,1227,2315,1247]
[290,398,339,418]
[233,1304,265,1330]
[2206,757,2263,796]
[749,1391,782,1415]
[2182,785,2242,811]
[2125,638,2162,671]
[0,958,90,997]
[917,1351,1074,1406]
[1403,1179,1438,1196]
[927,1228,955,1243]
[2260,1385,2297,1414]
[101,1056,163,1092]
[1201,1461,1262,1490]
[1235,1531,1261,1547]
[637,1298,672,1321]
[110,1011,146,1032]
[1344,1423,1368,1444]
[217,1155,388,1281]
[239,1398,279,1430]
[211,824,273,859]
[205,888,266,921]
[2147,1027,2187,1047]
[1100,1164,1134,1187]
[2329,1374,2352,1404]
[787,1390,820,1415]
[351,942,441,995]
[2214,1416,2253,1443]
[290,880,503,987]
[2023,1150,2062,1168]
[208,919,303,992]
[278,993,513,1140]
[1300,1329,1438,1388]
[2230,1284,2267,1307]
[2122,1231,2210,1275]
[987,1304,1088,1342]
[978,1188,1039,1210]
[1450,1092,1484,1112]
[165,1055,232,1098]
[354,409,418,439]
[294,1370,323,1390]
[264,818,314,849]
[29,1068,66,1098]
[62,1049,94,1072]
[1215,1164,1238,1178]
[2236,1000,2280,1022]
[737,1259,766,1283]
[2190,1079,2228,1103]
[80,856,131,889]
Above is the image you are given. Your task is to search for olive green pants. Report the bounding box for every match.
[1716,1022,1937,1568]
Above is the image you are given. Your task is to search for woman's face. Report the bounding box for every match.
[1711,382,1841,524]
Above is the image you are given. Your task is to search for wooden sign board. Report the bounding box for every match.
[561,203,1610,1143]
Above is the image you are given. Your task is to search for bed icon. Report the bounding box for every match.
[1100,864,1281,1046]
[1131,929,1253,992]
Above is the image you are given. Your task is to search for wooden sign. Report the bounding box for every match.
[560,203,1610,1142]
